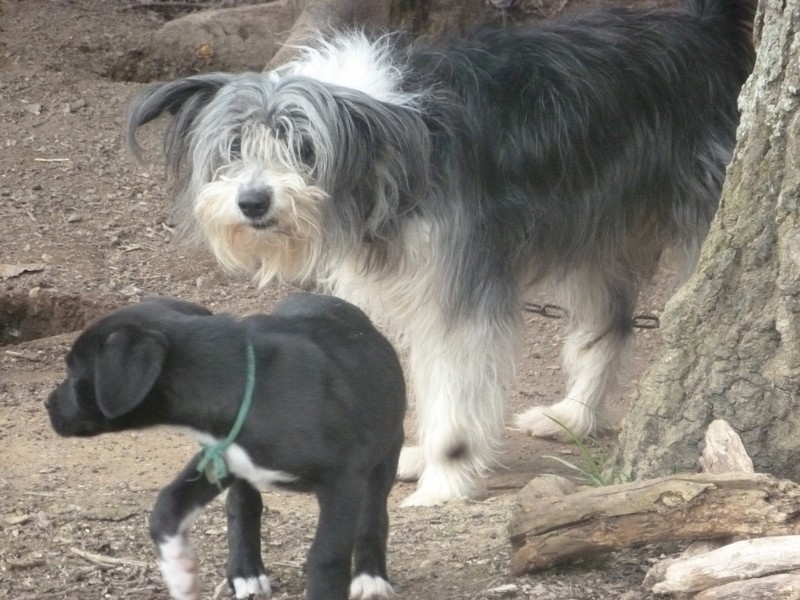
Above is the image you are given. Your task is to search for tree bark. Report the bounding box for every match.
[617,0,800,482]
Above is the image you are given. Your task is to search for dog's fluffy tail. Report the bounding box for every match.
[686,0,757,38]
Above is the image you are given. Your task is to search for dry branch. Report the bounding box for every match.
[650,536,800,594]
[69,547,150,569]
[131,2,218,10]
[693,571,800,599]
[509,472,800,575]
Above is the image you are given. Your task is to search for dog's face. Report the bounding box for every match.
[128,35,431,287]
[45,298,207,437]
[184,74,330,286]
[45,324,166,436]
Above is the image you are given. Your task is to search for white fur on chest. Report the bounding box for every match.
[180,429,300,490]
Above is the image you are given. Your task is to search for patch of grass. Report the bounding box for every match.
[542,416,628,487]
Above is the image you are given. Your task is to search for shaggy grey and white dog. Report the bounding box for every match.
[128,0,755,506]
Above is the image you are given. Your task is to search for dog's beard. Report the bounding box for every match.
[194,177,327,286]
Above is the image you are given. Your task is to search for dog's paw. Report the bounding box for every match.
[231,574,272,599]
[157,536,201,600]
[349,573,394,599]
[514,401,598,440]
[399,488,450,507]
[399,465,484,507]
[396,446,425,481]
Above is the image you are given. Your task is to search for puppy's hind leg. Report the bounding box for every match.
[350,439,402,600]
[225,480,272,599]
[515,268,638,439]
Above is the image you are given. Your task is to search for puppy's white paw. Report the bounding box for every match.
[396,446,425,482]
[349,573,394,599]
[232,574,272,599]
[157,536,200,600]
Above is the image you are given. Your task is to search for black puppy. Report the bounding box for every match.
[45,293,406,600]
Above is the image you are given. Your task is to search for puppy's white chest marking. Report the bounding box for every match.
[225,444,300,489]
[179,429,300,490]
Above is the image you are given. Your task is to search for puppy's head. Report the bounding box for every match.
[45,298,208,437]
[127,36,430,286]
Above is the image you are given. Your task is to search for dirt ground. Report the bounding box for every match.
[1,2,683,598]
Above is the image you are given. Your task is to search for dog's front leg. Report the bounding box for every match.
[150,456,230,600]
[226,479,271,599]
[400,313,519,506]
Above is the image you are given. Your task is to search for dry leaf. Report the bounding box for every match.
[0,263,45,279]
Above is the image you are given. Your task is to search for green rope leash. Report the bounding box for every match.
[196,338,256,487]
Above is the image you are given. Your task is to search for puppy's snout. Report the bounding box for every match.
[237,187,272,220]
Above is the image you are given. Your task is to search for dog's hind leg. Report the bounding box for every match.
[515,267,639,439]
[349,440,401,600]
[400,310,520,506]
[225,480,272,599]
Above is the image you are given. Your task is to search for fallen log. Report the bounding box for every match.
[673,419,754,560]
[509,472,800,576]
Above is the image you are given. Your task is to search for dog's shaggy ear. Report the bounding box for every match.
[272,77,431,238]
[325,89,431,234]
[127,74,233,164]
[95,326,168,419]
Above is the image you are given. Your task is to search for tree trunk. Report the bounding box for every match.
[617,0,800,481]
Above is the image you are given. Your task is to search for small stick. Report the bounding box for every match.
[69,547,150,569]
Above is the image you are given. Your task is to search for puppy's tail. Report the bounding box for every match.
[686,0,757,40]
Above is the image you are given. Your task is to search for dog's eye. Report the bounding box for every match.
[229,137,242,157]
[300,139,315,166]
[272,118,290,141]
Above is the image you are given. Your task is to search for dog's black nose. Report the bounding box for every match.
[237,187,272,220]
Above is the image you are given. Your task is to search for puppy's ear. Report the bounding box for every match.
[95,326,168,419]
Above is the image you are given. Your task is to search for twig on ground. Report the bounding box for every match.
[69,547,150,569]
